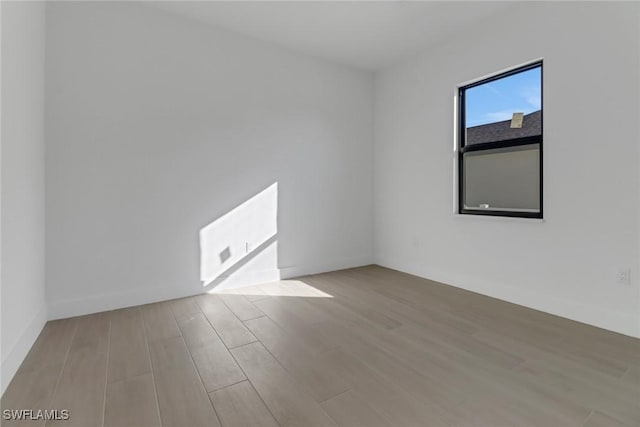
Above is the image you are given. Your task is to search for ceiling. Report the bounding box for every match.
[151,1,516,71]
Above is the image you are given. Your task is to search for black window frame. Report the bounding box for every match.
[458,61,543,219]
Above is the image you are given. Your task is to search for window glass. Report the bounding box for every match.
[465,66,541,146]
[462,144,540,212]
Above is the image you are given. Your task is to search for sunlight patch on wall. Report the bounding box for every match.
[200,183,279,289]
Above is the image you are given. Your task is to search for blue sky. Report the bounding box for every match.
[465,66,541,127]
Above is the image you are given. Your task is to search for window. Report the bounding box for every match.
[458,61,542,218]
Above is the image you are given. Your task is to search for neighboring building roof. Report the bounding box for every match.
[466,110,541,145]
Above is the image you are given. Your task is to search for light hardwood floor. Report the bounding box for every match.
[2,266,639,426]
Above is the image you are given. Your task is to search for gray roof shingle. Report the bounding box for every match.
[466,110,541,145]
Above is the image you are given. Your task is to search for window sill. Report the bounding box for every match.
[453,213,545,223]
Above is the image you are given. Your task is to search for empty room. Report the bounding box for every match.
[1,1,639,426]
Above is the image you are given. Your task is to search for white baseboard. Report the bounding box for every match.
[280,255,374,279]
[1,302,48,397]
[203,268,281,292]
[376,257,640,339]
[47,283,203,320]
[48,256,374,320]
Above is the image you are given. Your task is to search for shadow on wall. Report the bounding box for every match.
[200,182,280,291]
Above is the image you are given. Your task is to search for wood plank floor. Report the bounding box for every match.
[2,266,639,426]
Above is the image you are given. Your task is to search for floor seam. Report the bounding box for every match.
[42,319,78,427]
[207,378,250,394]
[214,289,283,427]
[318,388,352,404]
[173,307,224,427]
[100,316,112,427]
[141,306,164,427]
[226,343,283,427]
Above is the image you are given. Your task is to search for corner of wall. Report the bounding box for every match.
[1,301,48,396]
[1,0,48,397]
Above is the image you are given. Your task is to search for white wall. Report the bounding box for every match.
[45,2,374,318]
[1,1,48,395]
[374,2,640,337]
